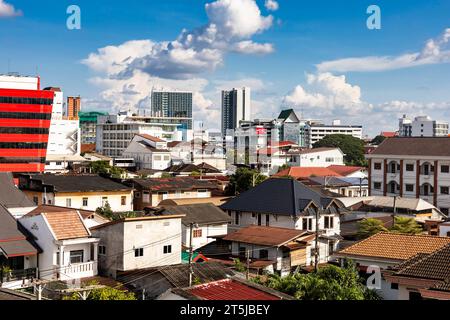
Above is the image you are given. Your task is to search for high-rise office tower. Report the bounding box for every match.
[221,87,251,136]
[151,91,193,129]
[66,96,81,119]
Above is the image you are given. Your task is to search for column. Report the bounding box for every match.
[400,160,404,197]
[434,160,439,207]
[383,159,387,196]
[416,160,421,198]
[58,245,65,280]
[368,159,372,196]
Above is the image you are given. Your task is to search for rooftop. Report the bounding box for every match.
[42,211,90,240]
[274,167,342,179]
[132,177,218,191]
[335,232,450,261]
[368,137,450,157]
[0,172,35,209]
[25,204,96,220]
[161,203,232,226]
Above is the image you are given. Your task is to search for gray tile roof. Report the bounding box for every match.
[0,172,35,208]
[161,203,232,226]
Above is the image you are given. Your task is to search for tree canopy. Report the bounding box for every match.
[357,218,389,239]
[63,281,137,300]
[313,134,367,167]
[390,216,423,235]
[225,167,267,196]
[371,135,387,145]
[89,161,125,178]
[254,261,381,300]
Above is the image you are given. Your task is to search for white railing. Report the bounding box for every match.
[58,261,98,280]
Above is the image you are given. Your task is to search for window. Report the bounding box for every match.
[102,197,108,206]
[374,182,382,190]
[163,245,172,254]
[134,192,141,198]
[441,186,449,195]
[374,163,382,170]
[82,198,88,207]
[390,283,399,290]
[303,218,313,231]
[441,208,449,215]
[66,198,72,207]
[193,229,202,238]
[235,212,240,225]
[405,184,414,192]
[406,164,414,171]
[441,165,450,173]
[121,196,126,206]
[134,248,144,257]
[99,245,106,255]
[69,250,84,264]
[260,249,269,259]
[324,216,334,229]
[33,196,38,205]
[136,224,143,229]
[266,214,270,227]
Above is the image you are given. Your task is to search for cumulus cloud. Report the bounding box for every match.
[0,0,22,17]
[283,72,371,116]
[264,0,279,11]
[84,0,275,80]
[317,28,450,72]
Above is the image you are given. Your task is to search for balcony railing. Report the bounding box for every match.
[56,261,98,279]
[0,268,37,284]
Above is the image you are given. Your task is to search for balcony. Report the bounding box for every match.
[0,268,37,289]
[55,261,98,280]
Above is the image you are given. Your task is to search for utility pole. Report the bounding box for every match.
[314,206,321,273]
[188,222,194,287]
[246,249,250,280]
[393,195,398,226]
[142,288,146,301]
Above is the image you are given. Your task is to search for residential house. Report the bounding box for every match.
[438,221,450,237]
[333,232,450,299]
[164,162,223,177]
[221,225,323,275]
[326,165,368,178]
[283,147,345,168]
[366,137,450,215]
[157,277,294,300]
[383,243,450,300]
[130,177,219,210]
[220,178,344,263]
[275,165,366,180]
[116,262,235,299]
[19,210,100,281]
[90,214,183,279]
[122,134,172,171]
[18,174,133,212]
[0,173,37,219]
[0,205,40,289]
[159,203,232,250]
[301,176,369,198]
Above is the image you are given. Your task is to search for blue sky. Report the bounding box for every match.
[1,0,449,136]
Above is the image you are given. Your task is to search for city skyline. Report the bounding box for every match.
[0,0,449,136]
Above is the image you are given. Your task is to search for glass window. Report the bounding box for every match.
[66,198,72,207]
[406,164,414,171]
[82,198,88,207]
[70,250,84,264]
[163,245,172,254]
[441,165,450,173]
[134,248,144,257]
[121,196,126,206]
[99,245,106,255]
[374,163,382,170]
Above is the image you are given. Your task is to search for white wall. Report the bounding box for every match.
[53,191,133,212]
[0,75,38,90]
[183,223,228,250]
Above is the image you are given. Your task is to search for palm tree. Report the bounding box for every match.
[357,218,388,239]
[390,216,423,234]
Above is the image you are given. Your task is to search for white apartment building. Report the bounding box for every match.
[399,114,449,137]
[0,74,40,90]
[44,88,83,173]
[303,120,363,148]
[90,215,183,279]
[122,134,171,171]
[96,111,183,158]
[366,137,450,216]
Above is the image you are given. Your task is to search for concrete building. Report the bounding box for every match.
[303,120,363,148]
[79,111,108,145]
[278,109,301,145]
[90,215,183,279]
[221,87,251,136]
[122,134,171,171]
[96,111,183,158]
[18,174,133,212]
[66,96,81,120]
[399,114,449,137]
[151,90,193,129]
[0,75,54,173]
[366,137,450,216]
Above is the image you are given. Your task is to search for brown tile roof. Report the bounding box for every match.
[80,144,96,153]
[274,167,342,179]
[222,225,308,247]
[136,134,165,142]
[26,204,95,219]
[43,211,90,240]
[368,137,450,157]
[336,232,450,261]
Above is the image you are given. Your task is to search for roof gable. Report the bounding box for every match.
[42,211,90,240]
[369,137,450,157]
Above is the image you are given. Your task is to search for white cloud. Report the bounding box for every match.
[231,40,274,54]
[264,0,279,11]
[0,0,21,17]
[283,72,370,115]
[83,0,275,80]
[317,28,450,72]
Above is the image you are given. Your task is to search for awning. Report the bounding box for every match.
[0,240,38,258]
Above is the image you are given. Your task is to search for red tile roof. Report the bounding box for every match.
[381,131,397,138]
[188,279,281,300]
[81,144,96,153]
[274,167,342,179]
[136,134,165,143]
[326,165,365,176]
[43,211,90,240]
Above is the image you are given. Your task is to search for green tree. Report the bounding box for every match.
[225,167,267,196]
[64,281,136,300]
[313,134,367,167]
[276,164,290,173]
[88,161,125,178]
[255,261,381,300]
[390,216,423,234]
[371,135,387,145]
[357,218,389,239]
[96,202,113,220]
[233,258,246,273]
